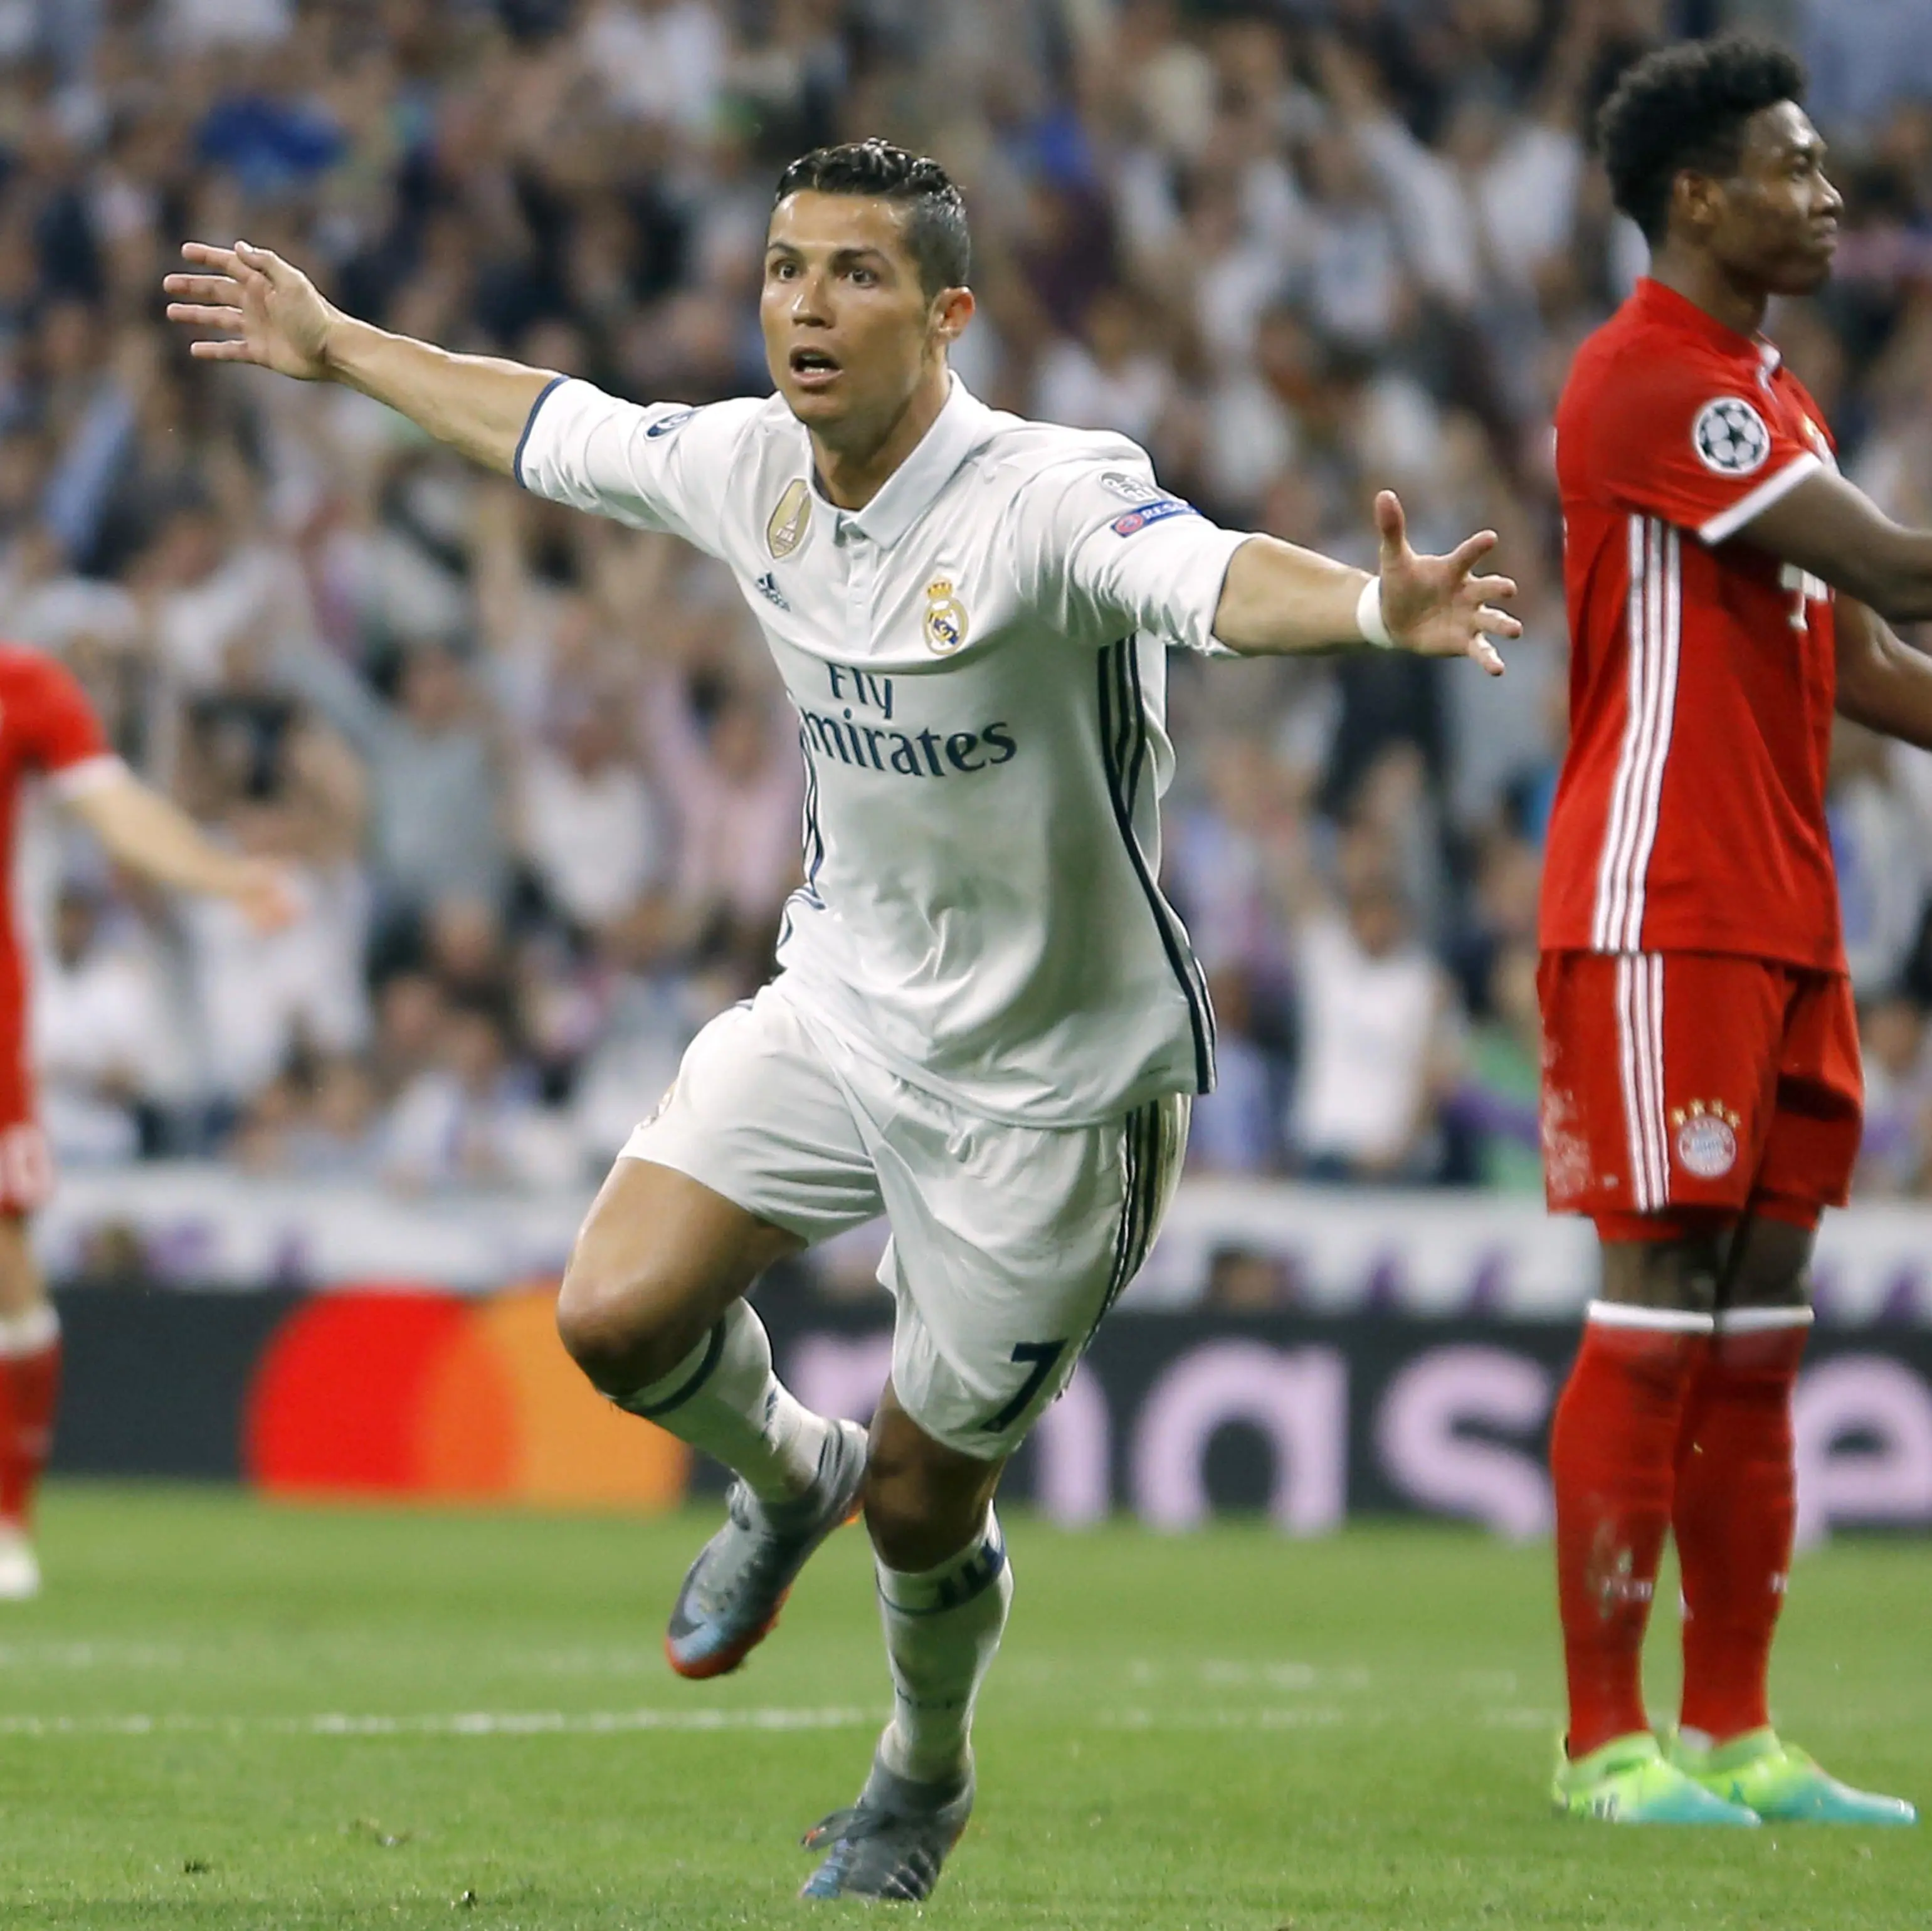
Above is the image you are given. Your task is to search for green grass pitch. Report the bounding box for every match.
[0,1486,1924,1928]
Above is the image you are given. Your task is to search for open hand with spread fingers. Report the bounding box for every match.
[163,241,338,381]
[1375,489,1521,676]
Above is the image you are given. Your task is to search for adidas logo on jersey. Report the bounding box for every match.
[754,572,791,611]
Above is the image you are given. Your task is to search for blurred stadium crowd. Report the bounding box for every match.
[0,0,1929,1197]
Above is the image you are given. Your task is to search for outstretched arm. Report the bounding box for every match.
[164,241,552,475]
[65,771,295,932]
[1743,470,1932,624]
[1214,490,1519,673]
[1835,596,1932,750]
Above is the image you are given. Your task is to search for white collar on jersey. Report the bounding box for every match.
[818,373,996,550]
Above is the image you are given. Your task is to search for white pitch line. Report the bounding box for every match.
[0,1643,189,1670]
[1099,1707,1348,1731]
[0,1706,875,1739]
[0,1702,1561,1740]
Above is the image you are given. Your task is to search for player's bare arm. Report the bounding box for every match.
[1214,488,1519,673]
[1833,596,1932,748]
[1740,471,1932,624]
[64,771,296,933]
[163,242,553,475]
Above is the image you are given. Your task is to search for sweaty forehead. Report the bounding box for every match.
[766,191,912,262]
[1741,100,1822,167]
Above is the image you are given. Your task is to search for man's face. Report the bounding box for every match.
[761,192,961,441]
[1705,102,1842,296]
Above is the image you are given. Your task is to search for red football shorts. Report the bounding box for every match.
[0,1039,50,1218]
[1538,950,1861,1239]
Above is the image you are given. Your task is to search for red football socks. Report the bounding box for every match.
[1674,1309,1810,1744]
[1551,1303,1712,1759]
[0,1305,61,1528]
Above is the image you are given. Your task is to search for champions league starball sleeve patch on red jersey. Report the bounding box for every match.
[1111,497,1197,538]
[1691,396,1771,476]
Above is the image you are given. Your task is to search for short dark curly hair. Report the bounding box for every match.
[773,140,971,300]
[1598,36,1808,245]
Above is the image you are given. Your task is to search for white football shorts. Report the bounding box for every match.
[621,979,1188,1458]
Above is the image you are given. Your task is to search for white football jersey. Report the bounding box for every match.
[517,374,1252,1126]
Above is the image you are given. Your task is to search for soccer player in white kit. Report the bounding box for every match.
[166,141,1518,1901]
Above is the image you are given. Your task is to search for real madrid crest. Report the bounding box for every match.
[923,577,968,655]
[766,480,811,559]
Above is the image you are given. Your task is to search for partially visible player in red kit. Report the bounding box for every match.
[0,646,292,1599]
[1539,38,1932,1826]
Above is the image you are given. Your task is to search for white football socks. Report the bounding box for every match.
[618,1298,831,1507]
[875,1508,1011,1788]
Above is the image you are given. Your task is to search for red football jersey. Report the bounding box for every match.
[0,648,116,1111]
[1541,278,1842,970]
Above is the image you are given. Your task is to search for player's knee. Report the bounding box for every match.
[863,1438,999,1573]
[555,1250,701,1395]
[864,1478,971,1574]
[0,1212,41,1318]
[1724,1215,1815,1310]
[1598,1228,1726,1315]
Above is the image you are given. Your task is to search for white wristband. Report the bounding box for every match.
[1355,576,1393,648]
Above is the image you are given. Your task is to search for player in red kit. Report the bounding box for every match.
[0,647,291,1599]
[1539,36,1932,1826]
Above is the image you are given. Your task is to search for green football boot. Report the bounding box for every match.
[1669,1728,1918,1825]
[1553,1732,1760,1824]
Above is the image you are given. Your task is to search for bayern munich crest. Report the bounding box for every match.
[1671,1099,1741,1179]
[1692,396,1770,476]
